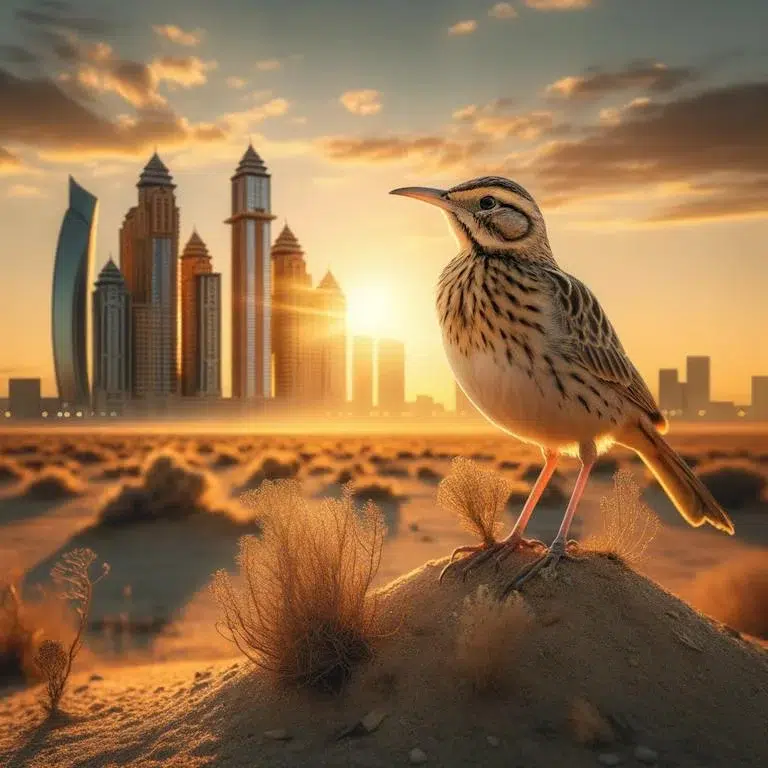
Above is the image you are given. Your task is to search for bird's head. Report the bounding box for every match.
[390,176,553,262]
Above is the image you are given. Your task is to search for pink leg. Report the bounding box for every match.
[503,443,596,595]
[503,450,560,542]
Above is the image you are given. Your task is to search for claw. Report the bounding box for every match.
[439,535,544,584]
[501,538,574,596]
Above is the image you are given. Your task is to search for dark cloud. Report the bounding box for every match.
[0,45,39,66]
[546,60,698,100]
[0,67,225,159]
[0,147,22,170]
[15,3,111,36]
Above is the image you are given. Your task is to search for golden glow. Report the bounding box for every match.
[346,282,394,337]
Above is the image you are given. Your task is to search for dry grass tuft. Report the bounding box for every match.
[583,469,659,565]
[454,584,531,694]
[687,552,768,640]
[213,481,385,693]
[0,572,44,681]
[438,458,512,546]
[568,697,615,746]
[0,458,26,486]
[239,455,300,491]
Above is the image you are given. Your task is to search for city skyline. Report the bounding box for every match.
[1,0,767,407]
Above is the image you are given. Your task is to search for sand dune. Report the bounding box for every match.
[1,554,766,767]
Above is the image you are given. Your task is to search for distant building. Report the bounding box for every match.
[706,401,737,421]
[352,336,374,412]
[685,356,710,416]
[271,224,312,400]
[196,273,222,397]
[378,339,405,414]
[455,380,479,416]
[410,394,444,418]
[119,153,180,400]
[752,376,768,420]
[180,230,213,396]
[9,378,41,419]
[313,271,347,406]
[227,144,276,400]
[52,176,97,408]
[92,259,132,411]
[658,368,685,415]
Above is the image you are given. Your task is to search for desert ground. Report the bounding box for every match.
[0,427,766,767]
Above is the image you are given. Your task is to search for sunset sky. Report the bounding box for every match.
[1,0,766,408]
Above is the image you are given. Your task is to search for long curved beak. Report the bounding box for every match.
[389,186,459,213]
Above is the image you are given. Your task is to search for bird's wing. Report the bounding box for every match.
[543,267,663,423]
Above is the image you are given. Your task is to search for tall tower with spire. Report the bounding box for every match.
[226,144,276,400]
[180,229,212,396]
[119,152,180,401]
[314,271,347,406]
[91,258,131,411]
[271,223,312,400]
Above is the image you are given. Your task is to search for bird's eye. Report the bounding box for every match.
[478,195,497,210]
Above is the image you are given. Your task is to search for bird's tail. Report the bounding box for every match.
[617,418,734,535]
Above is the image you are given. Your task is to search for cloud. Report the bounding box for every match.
[226,76,248,90]
[448,20,477,36]
[546,61,698,100]
[0,67,226,161]
[152,24,203,47]
[216,97,291,134]
[149,56,217,88]
[339,89,382,116]
[6,183,45,198]
[315,134,490,171]
[489,3,518,19]
[452,98,558,141]
[525,0,594,9]
[255,59,281,71]
[15,2,111,35]
[0,45,39,66]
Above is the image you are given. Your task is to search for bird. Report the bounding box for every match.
[389,176,734,594]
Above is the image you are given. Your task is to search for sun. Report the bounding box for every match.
[346,283,392,337]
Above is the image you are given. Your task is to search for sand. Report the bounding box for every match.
[1,553,767,768]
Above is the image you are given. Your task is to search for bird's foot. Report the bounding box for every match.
[501,538,580,597]
[438,534,545,584]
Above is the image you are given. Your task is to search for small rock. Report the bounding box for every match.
[634,746,658,764]
[597,754,623,766]
[74,684,89,693]
[264,729,291,741]
[90,674,104,682]
[487,735,500,747]
[361,709,387,733]
[409,747,428,765]
[540,613,561,627]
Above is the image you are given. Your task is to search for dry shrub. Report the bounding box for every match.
[22,469,84,501]
[212,450,241,469]
[687,552,768,640]
[697,462,767,509]
[307,464,333,476]
[0,459,25,486]
[438,458,512,546]
[454,585,531,694]
[416,465,442,485]
[96,451,232,527]
[239,456,300,491]
[212,481,385,693]
[353,482,402,505]
[0,573,43,681]
[71,449,109,466]
[584,469,659,564]
[34,549,109,712]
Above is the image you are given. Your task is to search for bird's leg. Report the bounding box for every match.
[439,450,559,583]
[503,443,596,596]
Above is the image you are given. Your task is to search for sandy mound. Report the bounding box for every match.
[1,553,766,767]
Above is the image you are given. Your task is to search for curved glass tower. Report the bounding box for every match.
[52,176,97,406]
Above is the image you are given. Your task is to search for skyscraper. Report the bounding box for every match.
[119,153,180,400]
[752,376,768,420]
[8,378,41,419]
[196,273,222,397]
[180,230,212,396]
[92,259,131,410]
[685,356,710,416]
[658,368,684,414]
[353,336,374,412]
[227,144,276,400]
[314,271,347,406]
[52,176,97,407]
[378,338,405,413]
[271,223,311,400]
